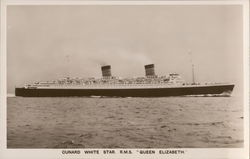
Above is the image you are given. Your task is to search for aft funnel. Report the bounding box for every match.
[101,65,112,77]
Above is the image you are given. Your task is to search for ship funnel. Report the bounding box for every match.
[101,65,112,78]
[144,64,156,77]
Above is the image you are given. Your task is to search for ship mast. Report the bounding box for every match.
[188,51,195,84]
[65,54,70,78]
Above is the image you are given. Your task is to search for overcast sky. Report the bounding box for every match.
[7,5,243,94]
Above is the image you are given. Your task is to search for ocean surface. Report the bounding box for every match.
[7,96,243,148]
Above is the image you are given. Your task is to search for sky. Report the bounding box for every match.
[7,5,243,95]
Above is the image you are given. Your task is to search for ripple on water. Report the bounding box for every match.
[7,96,243,148]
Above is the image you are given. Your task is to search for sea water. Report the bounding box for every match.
[7,96,243,148]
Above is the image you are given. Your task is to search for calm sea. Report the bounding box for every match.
[7,96,243,148]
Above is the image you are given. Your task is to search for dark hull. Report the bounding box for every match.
[15,84,234,97]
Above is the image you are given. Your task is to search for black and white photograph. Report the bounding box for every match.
[0,0,249,159]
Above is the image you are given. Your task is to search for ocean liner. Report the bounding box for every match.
[15,64,234,97]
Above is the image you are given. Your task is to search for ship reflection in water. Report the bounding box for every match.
[15,64,234,97]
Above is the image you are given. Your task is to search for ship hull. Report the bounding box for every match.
[15,84,234,97]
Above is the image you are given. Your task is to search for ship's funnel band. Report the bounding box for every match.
[145,64,155,77]
[101,65,112,77]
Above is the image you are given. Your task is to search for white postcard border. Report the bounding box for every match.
[0,0,249,159]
